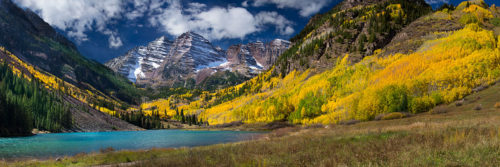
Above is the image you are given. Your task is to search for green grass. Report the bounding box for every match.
[491,17,500,27]
[4,83,500,167]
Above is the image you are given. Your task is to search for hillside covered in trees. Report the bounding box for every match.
[0,0,141,105]
[135,0,500,126]
[1,0,498,136]
[0,47,142,136]
[0,59,70,136]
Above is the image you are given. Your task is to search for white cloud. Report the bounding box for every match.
[125,0,148,20]
[185,2,207,14]
[193,7,259,39]
[425,0,449,5]
[103,30,123,49]
[14,0,295,44]
[250,0,331,17]
[242,1,249,7]
[255,12,294,35]
[148,0,190,37]
[148,0,294,40]
[14,0,123,42]
[108,35,123,49]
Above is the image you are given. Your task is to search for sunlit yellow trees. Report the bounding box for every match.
[138,1,500,126]
[196,21,499,125]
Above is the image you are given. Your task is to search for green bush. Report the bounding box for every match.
[291,92,326,121]
[460,14,479,25]
[381,112,404,120]
[409,96,435,114]
[429,105,448,114]
[376,85,409,113]
[490,18,500,27]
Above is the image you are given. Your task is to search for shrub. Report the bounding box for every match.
[381,112,404,120]
[438,3,455,12]
[470,96,481,103]
[410,96,435,114]
[491,18,500,27]
[430,105,449,114]
[100,147,115,153]
[455,99,465,106]
[374,113,386,121]
[339,119,360,125]
[460,14,479,25]
[376,85,409,114]
[291,92,326,121]
[474,104,482,111]
[431,92,444,105]
[495,102,500,108]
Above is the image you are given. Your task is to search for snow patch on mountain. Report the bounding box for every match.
[106,32,290,88]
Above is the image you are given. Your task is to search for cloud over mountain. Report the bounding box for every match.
[248,0,333,17]
[14,0,123,48]
[143,0,294,40]
[14,0,296,47]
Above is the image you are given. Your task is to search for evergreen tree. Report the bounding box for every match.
[181,109,185,123]
[0,63,72,135]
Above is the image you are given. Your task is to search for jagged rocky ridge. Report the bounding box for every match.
[106,32,290,89]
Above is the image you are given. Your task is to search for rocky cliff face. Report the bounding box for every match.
[105,36,173,82]
[106,32,289,89]
[226,39,290,76]
[274,0,432,76]
[148,32,227,88]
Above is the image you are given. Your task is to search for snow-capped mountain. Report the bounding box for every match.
[148,32,227,87]
[105,36,173,82]
[106,32,289,88]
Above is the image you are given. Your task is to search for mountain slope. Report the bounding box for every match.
[204,0,500,125]
[0,0,145,135]
[134,0,500,126]
[0,0,141,104]
[0,47,142,136]
[105,36,173,83]
[148,32,227,88]
[226,39,290,75]
[106,32,290,90]
[275,0,432,76]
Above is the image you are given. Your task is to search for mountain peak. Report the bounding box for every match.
[153,35,170,42]
[106,33,290,89]
[271,39,290,46]
[179,31,204,38]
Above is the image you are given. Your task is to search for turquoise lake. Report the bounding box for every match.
[0,130,264,159]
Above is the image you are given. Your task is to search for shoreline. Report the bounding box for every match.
[1,121,291,138]
[3,95,500,166]
[0,127,274,162]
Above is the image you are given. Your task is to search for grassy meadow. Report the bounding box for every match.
[3,81,500,167]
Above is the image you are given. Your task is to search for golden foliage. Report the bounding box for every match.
[137,1,500,125]
[462,4,493,22]
[192,23,500,125]
[0,47,123,115]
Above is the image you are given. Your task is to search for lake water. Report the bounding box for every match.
[0,130,264,159]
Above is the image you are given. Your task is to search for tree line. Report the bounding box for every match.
[119,109,162,129]
[0,63,72,136]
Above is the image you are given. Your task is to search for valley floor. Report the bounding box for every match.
[4,82,500,167]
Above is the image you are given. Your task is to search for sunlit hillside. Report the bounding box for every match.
[137,0,500,126]
[0,47,130,115]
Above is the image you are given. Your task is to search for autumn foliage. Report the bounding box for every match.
[138,1,500,126]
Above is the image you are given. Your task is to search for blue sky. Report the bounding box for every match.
[13,0,496,63]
